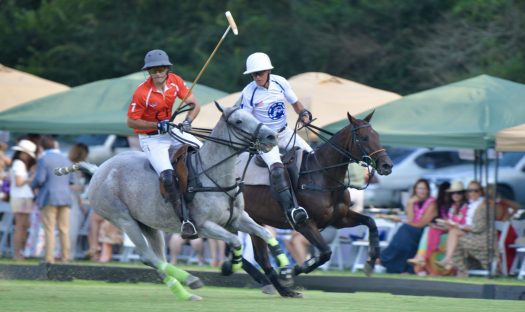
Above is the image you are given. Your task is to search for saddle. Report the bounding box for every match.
[159,144,200,202]
[242,147,304,188]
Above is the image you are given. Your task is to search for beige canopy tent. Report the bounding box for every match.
[496,123,525,151]
[194,72,401,129]
[0,64,70,112]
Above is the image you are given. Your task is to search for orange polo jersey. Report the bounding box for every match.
[128,73,190,134]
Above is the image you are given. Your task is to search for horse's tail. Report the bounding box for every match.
[54,161,98,176]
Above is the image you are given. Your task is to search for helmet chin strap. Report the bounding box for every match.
[264,70,271,88]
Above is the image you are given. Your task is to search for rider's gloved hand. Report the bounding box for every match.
[299,109,312,126]
[180,119,192,132]
[157,120,172,134]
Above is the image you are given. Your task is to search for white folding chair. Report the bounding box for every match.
[321,227,362,271]
[468,221,510,276]
[113,233,140,262]
[351,219,399,272]
[517,247,525,280]
[509,220,525,275]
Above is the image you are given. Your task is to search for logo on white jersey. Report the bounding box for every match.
[268,102,285,120]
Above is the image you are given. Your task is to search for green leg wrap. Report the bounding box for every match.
[157,262,190,283]
[163,276,192,301]
[232,246,243,272]
[267,237,290,267]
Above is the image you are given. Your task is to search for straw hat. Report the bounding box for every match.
[447,180,465,193]
[12,139,37,158]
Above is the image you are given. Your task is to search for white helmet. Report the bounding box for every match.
[243,52,274,75]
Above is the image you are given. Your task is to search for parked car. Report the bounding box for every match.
[423,152,525,207]
[364,147,474,208]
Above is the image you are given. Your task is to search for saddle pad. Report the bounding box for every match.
[235,149,304,186]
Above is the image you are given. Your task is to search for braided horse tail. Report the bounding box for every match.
[54,161,98,176]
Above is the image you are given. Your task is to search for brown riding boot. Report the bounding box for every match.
[160,170,198,239]
[269,163,308,227]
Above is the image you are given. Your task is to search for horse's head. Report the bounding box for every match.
[346,111,393,176]
[215,101,277,153]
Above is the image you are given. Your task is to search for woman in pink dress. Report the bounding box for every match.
[408,180,468,275]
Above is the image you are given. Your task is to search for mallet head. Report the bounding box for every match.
[225,11,238,35]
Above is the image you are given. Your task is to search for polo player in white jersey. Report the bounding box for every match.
[240,52,313,227]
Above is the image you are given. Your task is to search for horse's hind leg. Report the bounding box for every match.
[139,223,203,290]
[110,213,201,301]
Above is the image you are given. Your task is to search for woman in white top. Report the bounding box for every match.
[9,139,38,260]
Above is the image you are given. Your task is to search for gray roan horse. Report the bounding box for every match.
[55,103,300,300]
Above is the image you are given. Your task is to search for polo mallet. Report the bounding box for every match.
[170,11,238,122]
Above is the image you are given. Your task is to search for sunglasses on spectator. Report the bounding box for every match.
[451,191,464,195]
[467,189,481,193]
[251,70,267,77]
[148,67,168,74]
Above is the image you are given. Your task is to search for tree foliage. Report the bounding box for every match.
[1,0,524,94]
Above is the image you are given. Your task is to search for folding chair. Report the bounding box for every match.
[351,219,399,272]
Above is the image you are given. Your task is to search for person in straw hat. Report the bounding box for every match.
[408,180,469,276]
[9,139,38,260]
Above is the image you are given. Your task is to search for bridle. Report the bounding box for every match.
[298,121,388,192]
[169,106,265,198]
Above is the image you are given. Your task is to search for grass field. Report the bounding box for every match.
[0,279,523,312]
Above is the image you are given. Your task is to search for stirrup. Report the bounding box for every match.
[181,220,198,240]
[289,207,308,225]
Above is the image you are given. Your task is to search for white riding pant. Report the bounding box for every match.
[260,126,312,167]
[138,128,202,175]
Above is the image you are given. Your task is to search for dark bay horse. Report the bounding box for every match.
[240,111,393,277]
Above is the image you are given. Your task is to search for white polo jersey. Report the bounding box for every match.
[240,74,298,132]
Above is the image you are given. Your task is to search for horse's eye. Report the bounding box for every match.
[361,136,368,142]
[236,120,242,124]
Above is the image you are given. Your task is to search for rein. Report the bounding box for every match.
[169,107,261,199]
[297,121,385,192]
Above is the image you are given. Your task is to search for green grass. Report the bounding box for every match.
[0,279,523,312]
[1,258,524,286]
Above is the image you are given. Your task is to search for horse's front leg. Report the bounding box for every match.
[199,220,244,273]
[293,221,332,275]
[333,210,380,276]
[231,211,299,298]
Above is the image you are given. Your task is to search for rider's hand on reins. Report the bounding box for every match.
[299,109,313,126]
[157,120,173,134]
[180,119,192,132]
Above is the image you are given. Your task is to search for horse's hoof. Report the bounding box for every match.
[187,276,204,289]
[188,294,203,301]
[364,261,374,277]
[285,290,303,298]
[221,261,233,276]
[261,284,277,295]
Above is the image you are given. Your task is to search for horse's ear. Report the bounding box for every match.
[214,101,224,113]
[347,112,357,124]
[364,110,375,123]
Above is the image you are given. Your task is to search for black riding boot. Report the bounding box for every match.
[269,163,308,226]
[160,169,198,239]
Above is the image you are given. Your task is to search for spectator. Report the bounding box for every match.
[9,139,38,260]
[379,179,437,273]
[284,231,310,265]
[168,234,204,265]
[31,136,74,264]
[437,180,492,276]
[0,142,12,202]
[408,181,468,276]
[87,211,105,261]
[208,238,226,267]
[346,163,366,213]
[98,220,123,262]
[68,143,90,260]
